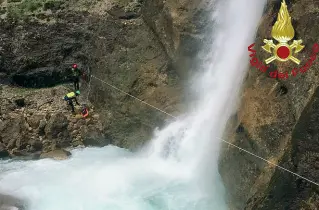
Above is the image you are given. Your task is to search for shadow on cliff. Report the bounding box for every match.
[245,86,319,210]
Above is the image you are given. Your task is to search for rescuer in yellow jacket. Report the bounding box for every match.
[63,90,80,113]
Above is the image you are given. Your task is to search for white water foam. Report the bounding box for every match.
[0,0,266,209]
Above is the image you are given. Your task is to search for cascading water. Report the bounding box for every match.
[0,0,266,209]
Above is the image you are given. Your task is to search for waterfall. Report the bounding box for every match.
[147,0,266,193]
[0,0,266,209]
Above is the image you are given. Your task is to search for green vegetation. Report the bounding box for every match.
[6,0,64,20]
[21,0,43,12]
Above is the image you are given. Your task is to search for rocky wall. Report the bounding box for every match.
[0,85,106,159]
[219,0,319,209]
[0,0,211,152]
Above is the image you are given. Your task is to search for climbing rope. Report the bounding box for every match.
[91,75,177,119]
[86,73,92,103]
[88,74,319,187]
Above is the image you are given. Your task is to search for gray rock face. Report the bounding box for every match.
[40,149,72,160]
[0,194,25,210]
[0,0,214,150]
[45,113,68,135]
[0,143,9,158]
[0,85,105,159]
[0,205,19,210]
[219,0,319,209]
[246,87,319,210]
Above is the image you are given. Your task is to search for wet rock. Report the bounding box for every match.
[7,139,16,150]
[40,149,71,160]
[72,140,84,147]
[0,143,9,158]
[15,138,28,150]
[0,205,20,210]
[83,136,109,147]
[10,149,30,157]
[42,140,56,153]
[28,139,43,152]
[81,125,108,147]
[0,194,26,210]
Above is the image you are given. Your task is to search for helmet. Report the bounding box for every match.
[72,64,78,68]
[75,90,80,95]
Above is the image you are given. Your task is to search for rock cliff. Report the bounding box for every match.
[219,0,319,209]
[0,84,105,159]
[0,0,212,154]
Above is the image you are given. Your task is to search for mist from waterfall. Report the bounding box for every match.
[0,0,266,209]
[146,0,266,194]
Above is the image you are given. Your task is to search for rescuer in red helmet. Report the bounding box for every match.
[71,63,82,91]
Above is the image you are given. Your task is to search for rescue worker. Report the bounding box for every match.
[71,64,82,91]
[64,90,80,113]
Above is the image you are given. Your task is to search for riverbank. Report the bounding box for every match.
[0,84,105,160]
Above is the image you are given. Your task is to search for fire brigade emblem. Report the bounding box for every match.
[262,0,304,64]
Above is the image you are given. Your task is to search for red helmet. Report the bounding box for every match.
[72,64,78,68]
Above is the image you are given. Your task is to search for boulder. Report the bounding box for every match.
[72,140,84,147]
[0,194,26,210]
[1,117,22,144]
[81,125,108,147]
[37,119,46,136]
[42,140,57,153]
[0,205,19,210]
[44,113,68,139]
[0,143,9,158]
[40,149,71,160]
[10,149,30,157]
[27,139,43,152]
[27,114,45,129]
[1,116,27,150]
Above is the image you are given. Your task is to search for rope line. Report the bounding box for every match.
[89,74,319,187]
[86,75,92,103]
[91,75,177,119]
[217,138,319,186]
